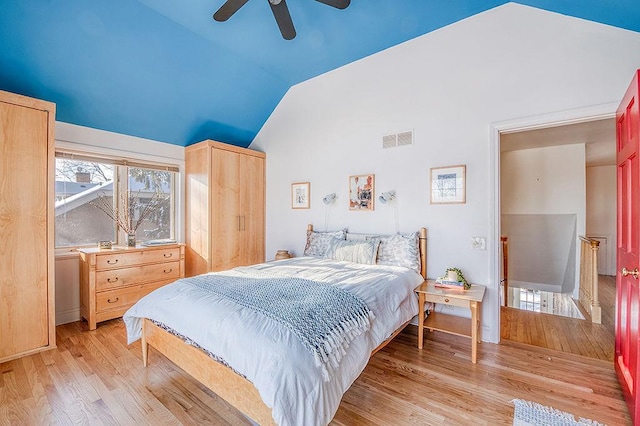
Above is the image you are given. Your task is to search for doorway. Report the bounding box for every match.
[489,104,617,360]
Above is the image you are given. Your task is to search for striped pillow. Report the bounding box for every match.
[324,238,381,265]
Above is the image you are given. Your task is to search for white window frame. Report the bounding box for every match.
[55,151,179,249]
[54,122,185,257]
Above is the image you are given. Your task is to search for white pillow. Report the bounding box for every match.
[324,238,380,265]
[303,229,346,257]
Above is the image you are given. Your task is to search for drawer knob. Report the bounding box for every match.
[107,259,119,265]
[163,253,173,258]
[444,298,450,303]
[107,277,119,283]
[107,297,119,304]
[164,268,172,274]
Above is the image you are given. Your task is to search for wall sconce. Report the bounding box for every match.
[378,190,396,204]
[323,193,337,205]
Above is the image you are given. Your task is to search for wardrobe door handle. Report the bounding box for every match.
[242,215,246,231]
[237,215,241,231]
[107,277,119,283]
[107,297,119,304]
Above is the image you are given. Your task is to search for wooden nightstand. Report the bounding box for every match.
[415,280,486,363]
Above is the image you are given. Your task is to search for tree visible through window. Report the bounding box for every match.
[55,156,176,248]
[128,167,172,241]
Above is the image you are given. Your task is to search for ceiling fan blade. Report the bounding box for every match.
[269,0,296,40]
[315,0,350,9]
[213,0,250,22]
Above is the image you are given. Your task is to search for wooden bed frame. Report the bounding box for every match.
[141,225,427,425]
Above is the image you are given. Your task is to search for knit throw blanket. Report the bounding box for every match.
[184,269,375,381]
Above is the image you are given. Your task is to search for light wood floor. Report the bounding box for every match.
[1,317,629,425]
[501,275,616,362]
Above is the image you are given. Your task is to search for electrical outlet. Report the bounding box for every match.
[471,236,486,250]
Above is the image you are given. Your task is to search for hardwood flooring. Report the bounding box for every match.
[1,317,629,425]
[501,275,616,362]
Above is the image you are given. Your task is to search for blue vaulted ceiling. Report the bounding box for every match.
[1,1,639,148]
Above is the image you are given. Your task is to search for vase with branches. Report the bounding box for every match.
[90,190,168,247]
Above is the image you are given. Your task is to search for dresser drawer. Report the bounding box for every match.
[95,247,181,270]
[95,261,181,291]
[426,293,470,308]
[96,281,168,313]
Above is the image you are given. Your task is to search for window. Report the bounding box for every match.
[55,152,178,248]
[128,167,173,241]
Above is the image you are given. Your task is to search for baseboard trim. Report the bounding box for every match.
[56,308,80,325]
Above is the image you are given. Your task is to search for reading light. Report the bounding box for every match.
[323,193,337,205]
[378,190,396,204]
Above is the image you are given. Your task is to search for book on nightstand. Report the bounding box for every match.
[434,278,466,289]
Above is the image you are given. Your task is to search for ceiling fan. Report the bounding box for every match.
[213,0,351,40]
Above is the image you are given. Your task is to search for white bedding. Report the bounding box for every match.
[123,257,422,426]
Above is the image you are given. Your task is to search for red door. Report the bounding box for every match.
[617,69,640,423]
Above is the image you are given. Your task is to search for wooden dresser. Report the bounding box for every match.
[79,244,185,330]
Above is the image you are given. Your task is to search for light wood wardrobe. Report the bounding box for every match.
[185,140,265,276]
[0,90,56,362]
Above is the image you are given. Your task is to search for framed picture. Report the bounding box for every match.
[291,182,310,209]
[349,174,375,211]
[430,165,466,204]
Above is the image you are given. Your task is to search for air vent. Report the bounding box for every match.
[382,130,414,149]
[382,134,397,149]
[397,131,413,146]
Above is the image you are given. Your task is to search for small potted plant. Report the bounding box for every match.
[436,267,471,290]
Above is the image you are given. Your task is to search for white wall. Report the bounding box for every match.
[54,122,185,325]
[586,165,617,275]
[251,3,640,343]
[501,144,586,296]
[501,145,586,218]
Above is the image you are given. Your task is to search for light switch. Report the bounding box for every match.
[471,236,486,250]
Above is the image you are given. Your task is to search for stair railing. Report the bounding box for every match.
[578,236,601,324]
[501,236,508,306]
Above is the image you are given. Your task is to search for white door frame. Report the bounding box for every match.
[487,102,617,343]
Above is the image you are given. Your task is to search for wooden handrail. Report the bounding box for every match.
[501,236,508,306]
[578,236,601,324]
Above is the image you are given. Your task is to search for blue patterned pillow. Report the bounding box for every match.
[304,229,346,257]
[324,238,381,265]
[368,232,421,273]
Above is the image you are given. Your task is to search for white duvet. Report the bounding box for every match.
[123,257,422,426]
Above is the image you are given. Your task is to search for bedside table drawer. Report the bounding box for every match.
[426,293,470,308]
[96,261,181,291]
